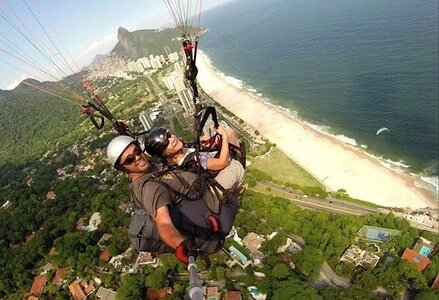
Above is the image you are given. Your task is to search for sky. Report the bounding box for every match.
[0,0,231,90]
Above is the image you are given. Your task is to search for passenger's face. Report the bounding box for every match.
[119,144,150,172]
[163,133,183,157]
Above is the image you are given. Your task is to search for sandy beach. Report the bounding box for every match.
[196,51,437,209]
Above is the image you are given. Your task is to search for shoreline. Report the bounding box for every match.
[196,51,437,209]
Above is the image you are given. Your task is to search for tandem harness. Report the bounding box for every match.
[127,170,228,254]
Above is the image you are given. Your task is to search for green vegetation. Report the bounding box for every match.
[0,86,83,165]
[0,27,437,300]
[236,190,439,299]
[331,189,382,209]
[248,147,323,188]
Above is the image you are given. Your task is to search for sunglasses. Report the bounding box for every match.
[120,146,142,166]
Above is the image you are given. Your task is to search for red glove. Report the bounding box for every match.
[175,240,197,264]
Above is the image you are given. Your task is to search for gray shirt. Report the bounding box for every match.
[129,168,212,218]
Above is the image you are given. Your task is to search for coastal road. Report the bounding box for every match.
[252,181,377,216]
[251,181,438,233]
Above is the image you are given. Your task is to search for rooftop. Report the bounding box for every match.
[339,245,380,269]
[243,232,266,253]
[68,281,86,300]
[29,275,46,296]
[401,248,431,272]
[95,287,117,300]
[99,248,111,262]
[52,267,68,285]
[224,290,242,300]
[146,287,171,299]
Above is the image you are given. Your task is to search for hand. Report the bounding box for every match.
[175,239,197,264]
[213,125,227,137]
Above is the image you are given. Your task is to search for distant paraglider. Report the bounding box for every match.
[376,127,390,136]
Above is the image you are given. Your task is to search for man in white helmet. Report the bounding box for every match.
[106,135,239,264]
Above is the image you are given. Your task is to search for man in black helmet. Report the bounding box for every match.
[106,135,240,264]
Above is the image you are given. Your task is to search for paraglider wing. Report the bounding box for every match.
[376,127,390,136]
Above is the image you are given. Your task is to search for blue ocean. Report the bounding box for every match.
[200,0,438,190]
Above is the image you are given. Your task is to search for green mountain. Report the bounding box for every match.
[111,27,182,59]
[0,82,83,165]
[0,27,186,166]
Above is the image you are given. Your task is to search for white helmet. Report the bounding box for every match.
[106,135,136,168]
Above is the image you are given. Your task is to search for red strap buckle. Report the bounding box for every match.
[208,215,219,232]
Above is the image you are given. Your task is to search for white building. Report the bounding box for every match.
[178,88,195,114]
[159,54,166,64]
[168,52,179,62]
[127,61,144,73]
[139,110,154,131]
[154,55,163,68]
[149,55,158,69]
[84,212,101,232]
[163,70,186,92]
[138,57,151,69]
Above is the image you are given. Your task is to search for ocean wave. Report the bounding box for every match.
[360,144,368,149]
[217,72,244,89]
[420,176,439,193]
[334,135,358,147]
[201,51,269,101]
[307,123,358,147]
[372,156,411,173]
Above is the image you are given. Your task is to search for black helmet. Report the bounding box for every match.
[145,127,170,157]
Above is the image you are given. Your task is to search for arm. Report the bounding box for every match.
[155,205,186,249]
[206,126,230,171]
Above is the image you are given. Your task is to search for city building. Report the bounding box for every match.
[84,212,101,231]
[29,275,46,297]
[172,71,186,92]
[149,55,158,69]
[413,237,436,257]
[224,291,242,300]
[277,237,303,254]
[339,245,380,269]
[178,88,195,114]
[243,232,266,253]
[1,200,11,209]
[99,248,111,262]
[154,55,163,68]
[357,225,401,242]
[247,286,267,300]
[97,233,113,249]
[68,281,86,300]
[52,267,68,285]
[136,252,157,265]
[80,280,96,296]
[139,110,154,131]
[205,286,220,300]
[138,57,152,69]
[146,287,172,299]
[96,287,117,300]
[46,191,56,200]
[109,255,124,269]
[228,246,250,268]
[401,248,431,272]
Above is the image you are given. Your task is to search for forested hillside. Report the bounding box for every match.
[0,83,83,165]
